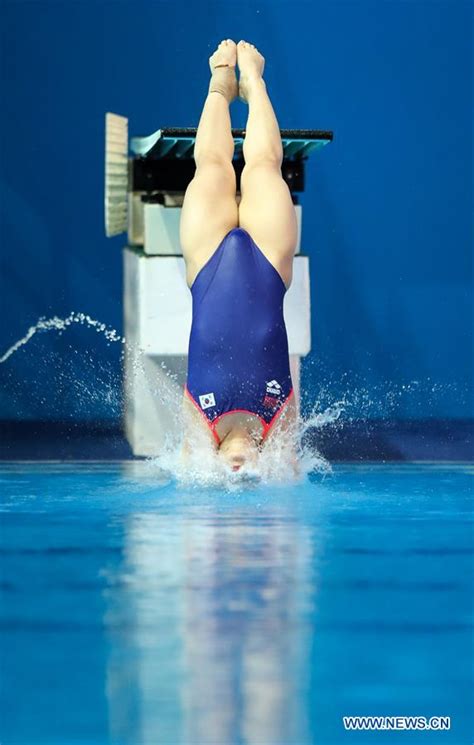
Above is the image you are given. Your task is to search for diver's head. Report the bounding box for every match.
[218,428,260,472]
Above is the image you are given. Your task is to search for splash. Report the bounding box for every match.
[0,313,124,364]
[0,313,190,436]
[0,313,335,484]
[1,313,458,487]
[144,400,341,489]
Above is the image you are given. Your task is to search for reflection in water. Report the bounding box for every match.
[103,504,317,744]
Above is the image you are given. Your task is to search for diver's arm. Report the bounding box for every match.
[262,395,301,477]
[180,434,192,466]
[181,392,218,465]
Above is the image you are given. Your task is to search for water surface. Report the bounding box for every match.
[1,463,472,744]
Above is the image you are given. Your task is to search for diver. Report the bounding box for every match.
[180,40,299,474]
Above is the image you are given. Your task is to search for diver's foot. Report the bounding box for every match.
[237,40,266,102]
[208,39,238,103]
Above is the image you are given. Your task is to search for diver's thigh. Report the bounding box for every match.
[238,162,298,268]
[180,161,238,285]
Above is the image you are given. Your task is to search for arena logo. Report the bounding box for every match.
[266,380,282,396]
[263,380,282,409]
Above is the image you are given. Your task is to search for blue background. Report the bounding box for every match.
[0,0,472,422]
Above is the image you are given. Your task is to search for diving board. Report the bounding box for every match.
[130,126,333,160]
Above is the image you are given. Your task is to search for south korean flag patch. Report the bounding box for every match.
[199,392,216,410]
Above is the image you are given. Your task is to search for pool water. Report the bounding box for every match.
[1,463,472,745]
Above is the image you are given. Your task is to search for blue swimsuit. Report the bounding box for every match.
[185,227,294,445]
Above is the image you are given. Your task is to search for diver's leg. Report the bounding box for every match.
[237,41,297,287]
[180,40,239,287]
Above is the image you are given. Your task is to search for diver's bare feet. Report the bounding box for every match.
[208,39,238,103]
[237,40,265,102]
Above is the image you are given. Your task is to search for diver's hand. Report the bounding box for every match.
[289,449,302,479]
[180,436,191,467]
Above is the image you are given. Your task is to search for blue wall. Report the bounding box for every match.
[0,0,472,421]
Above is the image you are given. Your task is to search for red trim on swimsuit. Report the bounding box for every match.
[184,384,295,447]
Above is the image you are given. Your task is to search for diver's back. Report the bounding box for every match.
[186,227,293,421]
